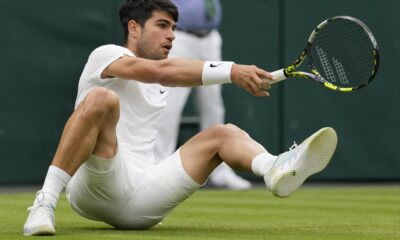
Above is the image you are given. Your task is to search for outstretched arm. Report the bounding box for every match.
[102,56,275,96]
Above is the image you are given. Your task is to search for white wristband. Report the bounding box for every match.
[201,61,234,86]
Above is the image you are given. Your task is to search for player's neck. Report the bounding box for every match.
[124,41,138,57]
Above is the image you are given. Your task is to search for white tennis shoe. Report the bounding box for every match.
[264,127,337,198]
[23,191,56,236]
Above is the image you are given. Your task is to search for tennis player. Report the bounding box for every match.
[23,0,337,236]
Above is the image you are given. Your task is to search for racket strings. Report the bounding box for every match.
[309,18,376,88]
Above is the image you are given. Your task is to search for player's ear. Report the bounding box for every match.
[128,20,141,38]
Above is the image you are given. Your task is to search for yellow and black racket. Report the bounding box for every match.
[271,16,379,92]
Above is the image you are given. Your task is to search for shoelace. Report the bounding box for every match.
[274,141,298,164]
[289,141,298,151]
[26,191,55,224]
[275,141,299,171]
[27,190,45,211]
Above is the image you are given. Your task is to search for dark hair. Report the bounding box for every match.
[119,0,178,43]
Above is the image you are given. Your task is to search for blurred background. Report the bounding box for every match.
[0,0,398,184]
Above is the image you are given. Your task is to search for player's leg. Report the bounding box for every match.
[153,87,192,160]
[52,87,119,174]
[179,124,337,197]
[195,85,252,189]
[23,87,120,236]
[179,123,266,184]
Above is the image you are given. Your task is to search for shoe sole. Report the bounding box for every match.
[271,127,338,198]
[24,226,55,236]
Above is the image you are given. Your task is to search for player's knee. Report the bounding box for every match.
[226,123,248,138]
[224,123,240,131]
[225,123,250,138]
[82,87,119,117]
[210,123,246,141]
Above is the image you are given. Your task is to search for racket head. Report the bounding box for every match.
[305,16,379,92]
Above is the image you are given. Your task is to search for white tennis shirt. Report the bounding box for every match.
[75,45,169,164]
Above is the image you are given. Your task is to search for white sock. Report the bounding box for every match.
[251,152,277,176]
[40,165,71,207]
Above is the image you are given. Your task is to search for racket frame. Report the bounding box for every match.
[271,16,379,92]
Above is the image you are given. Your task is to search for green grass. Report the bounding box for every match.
[1,186,400,240]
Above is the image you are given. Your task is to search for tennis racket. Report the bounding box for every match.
[270,16,379,92]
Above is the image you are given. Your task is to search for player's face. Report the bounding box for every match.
[136,11,176,60]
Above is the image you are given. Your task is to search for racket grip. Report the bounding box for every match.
[270,69,287,84]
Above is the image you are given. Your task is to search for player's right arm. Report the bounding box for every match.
[102,56,274,97]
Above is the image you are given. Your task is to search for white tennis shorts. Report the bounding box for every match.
[65,148,201,229]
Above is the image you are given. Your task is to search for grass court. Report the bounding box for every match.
[1,185,399,240]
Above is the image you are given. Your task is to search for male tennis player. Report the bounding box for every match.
[23,0,337,236]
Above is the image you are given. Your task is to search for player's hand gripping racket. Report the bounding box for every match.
[270,16,379,92]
